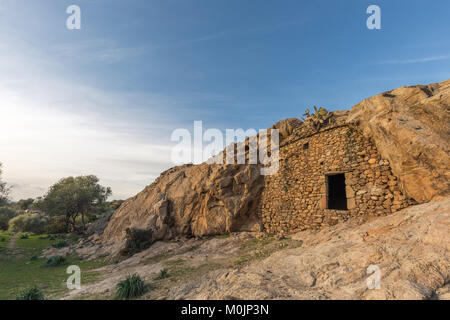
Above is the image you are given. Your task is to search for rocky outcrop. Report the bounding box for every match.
[101,118,302,244]
[102,80,449,245]
[102,163,263,243]
[66,197,450,300]
[348,80,450,203]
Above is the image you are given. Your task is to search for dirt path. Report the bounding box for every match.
[6,235,17,249]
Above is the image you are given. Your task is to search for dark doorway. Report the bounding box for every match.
[327,173,347,210]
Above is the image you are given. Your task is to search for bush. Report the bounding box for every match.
[153,268,169,280]
[8,214,48,234]
[120,228,153,256]
[116,274,147,300]
[16,285,45,300]
[0,207,18,230]
[52,240,68,248]
[45,216,67,234]
[45,255,66,267]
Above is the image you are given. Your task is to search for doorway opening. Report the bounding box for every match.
[326,173,347,210]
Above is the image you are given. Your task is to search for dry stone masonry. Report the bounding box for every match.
[261,112,416,234]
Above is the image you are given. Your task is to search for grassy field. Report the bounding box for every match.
[0,231,110,300]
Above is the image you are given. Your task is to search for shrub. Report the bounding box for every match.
[116,274,147,300]
[45,255,66,267]
[0,207,18,230]
[45,216,67,234]
[52,240,68,248]
[16,285,45,300]
[120,228,153,256]
[8,214,48,234]
[19,233,29,239]
[153,268,169,280]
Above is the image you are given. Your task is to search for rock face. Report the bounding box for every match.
[167,197,450,300]
[102,118,303,243]
[102,163,263,243]
[348,80,450,203]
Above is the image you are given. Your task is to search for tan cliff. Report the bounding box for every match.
[348,80,450,203]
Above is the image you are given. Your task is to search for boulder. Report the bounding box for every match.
[348,80,450,203]
[101,163,265,243]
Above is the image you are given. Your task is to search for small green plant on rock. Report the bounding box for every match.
[301,106,335,132]
[15,285,45,300]
[153,268,169,280]
[116,274,147,299]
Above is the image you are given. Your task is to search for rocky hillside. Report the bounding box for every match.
[102,80,450,246]
[348,80,450,203]
[64,197,450,300]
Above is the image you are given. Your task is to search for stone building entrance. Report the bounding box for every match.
[326,173,347,210]
[260,117,414,234]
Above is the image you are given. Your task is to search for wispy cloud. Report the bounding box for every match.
[162,21,300,48]
[0,33,194,200]
[47,39,148,64]
[380,54,450,64]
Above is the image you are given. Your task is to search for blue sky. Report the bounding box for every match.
[0,0,449,200]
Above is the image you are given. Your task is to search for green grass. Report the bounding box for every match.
[239,237,276,251]
[0,232,111,300]
[164,259,185,267]
[235,236,303,266]
[15,285,45,300]
[0,232,11,251]
[153,268,169,280]
[115,274,147,300]
[142,251,173,265]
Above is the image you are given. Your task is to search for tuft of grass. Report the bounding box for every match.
[45,255,66,267]
[15,285,45,300]
[153,268,169,280]
[215,234,231,239]
[116,274,147,300]
[164,259,185,267]
[234,237,303,266]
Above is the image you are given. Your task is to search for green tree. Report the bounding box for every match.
[0,207,18,230]
[36,175,111,232]
[0,162,10,206]
[16,198,35,210]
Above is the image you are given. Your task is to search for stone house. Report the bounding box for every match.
[260,112,415,235]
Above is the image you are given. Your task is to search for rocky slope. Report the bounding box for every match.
[64,197,450,300]
[102,79,450,247]
[348,80,450,203]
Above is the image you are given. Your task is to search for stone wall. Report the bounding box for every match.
[261,121,415,235]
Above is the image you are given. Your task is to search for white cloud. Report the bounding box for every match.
[380,54,450,64]
[47,39,148,64]
[0,33,183,201]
